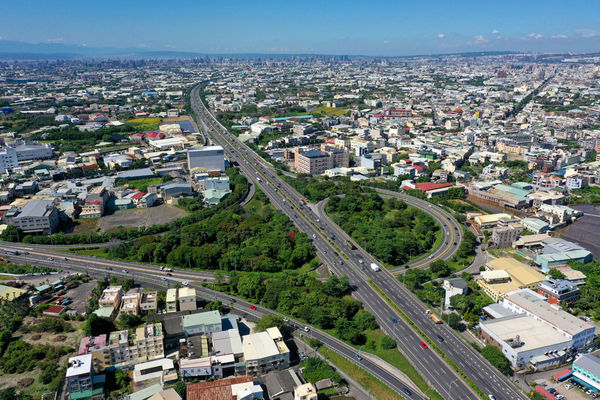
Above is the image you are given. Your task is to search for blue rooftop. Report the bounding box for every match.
[302,150,327,158]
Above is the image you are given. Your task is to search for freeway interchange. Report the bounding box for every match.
[189,85,527,400]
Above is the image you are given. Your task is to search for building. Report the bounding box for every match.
[187,146,225,172]
[572,354,600,392]
[166,288,178,313]
[11,142,53,161]
[443,277,468,307]
[294,383,318,400]
[130,323,165,363]
[140,291,158,313]
[8,200,59,234]
[66,354,105,400]
[501,289,595,348]
[183,310,222,336]
[186,376,261,400]
[133,358,177,384]
[473,213,514,229]
[521,218,550,234]
[178,287,197,312]
[121,289,142,315]
[537,279,580,305]
[0,147,18,173]
[535,250,593,269]
[242,327,290,376]
[99,286,123,309]
[295,150,332,175]
[477,257,546,301]
[490,223,523,248]
[479,314,572,370]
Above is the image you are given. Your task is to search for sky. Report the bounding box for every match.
[1,0,600,56]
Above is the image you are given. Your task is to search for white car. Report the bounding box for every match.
[182,281,189,286]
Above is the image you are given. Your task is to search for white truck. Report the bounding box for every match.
[370,263,380,272]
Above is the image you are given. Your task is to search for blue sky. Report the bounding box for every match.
[2,0,600,55]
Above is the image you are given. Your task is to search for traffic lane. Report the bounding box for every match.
[193,96,483,399]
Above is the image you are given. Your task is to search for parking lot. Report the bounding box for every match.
[522,369,598,400]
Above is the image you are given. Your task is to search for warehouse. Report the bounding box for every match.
[480,314,573,370]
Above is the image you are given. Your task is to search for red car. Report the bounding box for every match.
[420,341,428,349]
[250,305,257,310]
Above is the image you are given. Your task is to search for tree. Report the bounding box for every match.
[84,314,116,336]
[446,312,462,330]
[430,259,451,277]
[118,313,143,330]
[352,310,378,331]
[547,269,566,280]
[0,225,22,242]
[173,381,187,400]
[254,315,285,333]
[481,345,510,375]
[378,334,397,349]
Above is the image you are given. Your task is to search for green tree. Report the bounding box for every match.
[254,315,285,333]
[430,259,451,277]
[352,309,378,331]
[84,314,116,336]
[118,313,143,330]
[173,381,187,400]
[481,345,510,375]
[547,269,566,280]
[446,312,462,331]
[378,334,397,350]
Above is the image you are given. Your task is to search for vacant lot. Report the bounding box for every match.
[97,204,188,232]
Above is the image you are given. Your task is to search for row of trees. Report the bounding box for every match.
[327,193,440,266]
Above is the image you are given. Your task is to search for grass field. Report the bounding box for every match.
[117,176,163,192]
[318,347,404,400]
[125,117,161,131]
[314,106,349,116]
[362,330,444,400]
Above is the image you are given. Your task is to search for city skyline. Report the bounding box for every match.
[1,0,600,57]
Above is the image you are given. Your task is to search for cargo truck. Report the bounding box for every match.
[370,263,380,272]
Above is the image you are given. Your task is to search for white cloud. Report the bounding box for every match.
[45,37,64,43]
[383,39,390,44]
[551,34,568,39]
[525,33,543,40]
[576,29,599,38]
[473,35,488,44]
[437,33,446,39]
[491,29,500,35]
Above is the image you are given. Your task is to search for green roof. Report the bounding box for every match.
[127,383,163,400]
[183,310,221,328]
[69,387,104,400]
[93,306,114,318]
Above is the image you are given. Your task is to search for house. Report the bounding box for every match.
[140,291,158,313]
[140,193,159,207]
[120,289,142,315]
[242,327,290,376]
[99,286,123,309]
[401,181,453,198]
[186,376,261,400]
[166,288,178,313]
[294,383,318,400]
[443,278,468,307]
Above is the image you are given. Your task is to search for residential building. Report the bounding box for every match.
[11,142,53,161]
[186,376,260,400]
[183,310,222,336]
[294,150,331,175]
[99,286,123,309]
[130,323,165,363]
[66,354,105,400]
[178,287,197,312]
[242,327,290,376]
[187,146,225,172]
[132,358,177,384]
[120,289,142,315]
[8,200,59,234]
[443,277,468,307]
[166,288,178,313]
[537,279,580,305]
[140,291,158,313]
[294,383,318,400]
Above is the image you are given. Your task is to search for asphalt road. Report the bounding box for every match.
[0,245,425,400]
[188,85,527,400]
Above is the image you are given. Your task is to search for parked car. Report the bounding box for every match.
[420,341,428,349]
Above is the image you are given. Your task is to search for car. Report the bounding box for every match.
[48,257,54,261]
[436,334,444,342]
[161,277,167,281]
[107,266,113,270]
[358,259,364,264]
[250,305,257,310]
[587,390,594,395]
[354,353,362,361]
[420,341,428,349]
[303,326,310,332]
[182,281,189,286]
[565,384,572,390]
[390,317,397,323]
[122,269,128,273]
[338,260,342,265]
[488,395,496,400]
[547,388,556,394]
[166,272,172,276]
[402,388,412,396]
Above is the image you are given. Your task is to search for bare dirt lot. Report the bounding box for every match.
[97,204,188,233]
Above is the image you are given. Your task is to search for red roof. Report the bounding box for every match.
[413,182,453,192]
[44,305,66,315]
[187,376,254,400]
[132,192,145,199]
[534,386,555,400]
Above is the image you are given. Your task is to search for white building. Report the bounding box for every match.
[501,289,595,348]
[242,327,290,376]
[0,147,18,173]
[443,278,468,307]
[187,146,225,172]
[480,314,573,370]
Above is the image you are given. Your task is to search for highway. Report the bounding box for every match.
[0,245,425,400]
[189,84,528,400]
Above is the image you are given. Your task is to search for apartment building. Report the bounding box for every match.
[120,289,142,315]
[178,287,197,312]
[140,291,158,313]
[130,323,165,363]
[166,288,178,313]
[99,286,123,309]
[243,327,290,376]
[66,354,105,400]
[0,147,18,173]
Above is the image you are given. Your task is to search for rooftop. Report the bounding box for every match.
[481,314,572,352]
[574,354,600,376]
[187,376,253,400]
[183,310,221,328]
[242,331,280,361]
[66,354,92,378]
